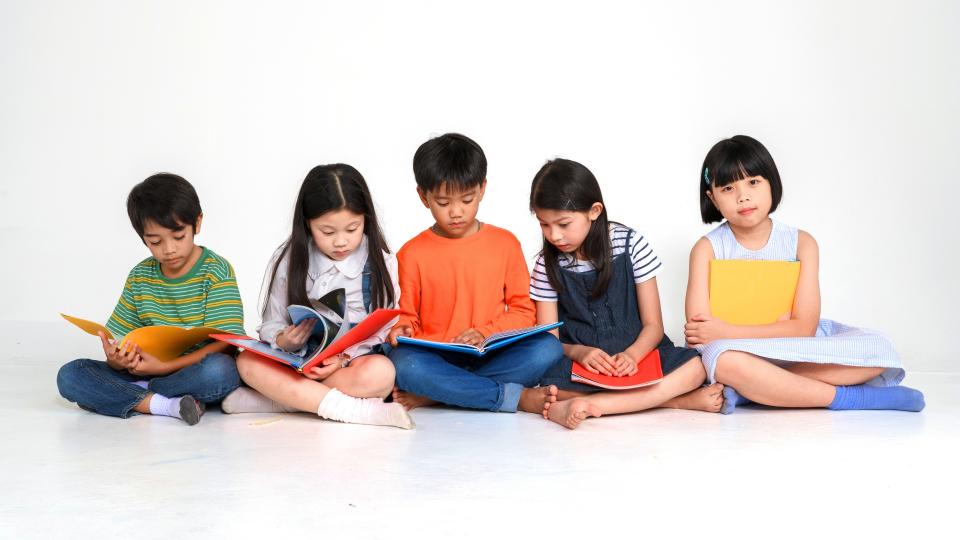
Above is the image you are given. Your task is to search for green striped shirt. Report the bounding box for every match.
[107,247,245,353]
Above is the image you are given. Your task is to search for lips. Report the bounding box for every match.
[738,208,756,216]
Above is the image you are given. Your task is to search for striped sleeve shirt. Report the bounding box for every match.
[106,247,245,351]
[529,224,662,302]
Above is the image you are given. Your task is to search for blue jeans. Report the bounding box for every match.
[389,333,563,412]
[57,353,240,418]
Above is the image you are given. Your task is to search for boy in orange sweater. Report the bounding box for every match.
[388,133,563,413]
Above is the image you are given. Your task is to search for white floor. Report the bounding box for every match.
[2,324,958,539]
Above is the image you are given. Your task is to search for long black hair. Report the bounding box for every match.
[263,164,395,314]
[699,135,783,223]
[529,158,612,298]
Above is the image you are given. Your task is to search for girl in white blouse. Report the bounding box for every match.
[223,164,413,429]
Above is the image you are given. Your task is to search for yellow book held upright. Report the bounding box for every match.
[709,260,801,325]
[61,313,221,362]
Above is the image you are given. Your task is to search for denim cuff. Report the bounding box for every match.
[498,382,523,413]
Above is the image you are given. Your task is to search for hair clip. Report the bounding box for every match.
[703,167,711,186]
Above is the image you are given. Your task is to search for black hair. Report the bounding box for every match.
[264,164,395,314]
[699,135,783,223]
[412,133,487,193]
[127,173,202,239]
[529,158,612,298]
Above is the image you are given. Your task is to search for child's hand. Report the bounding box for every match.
[684,314,728,345]
[612,351,638,377]
[388,324,413,347]
[127,346,166,377]
[575,347,616,376]
[451,328,485,346]
[304,353,348,381]
[276,319,316,352]
[100,332,138,371]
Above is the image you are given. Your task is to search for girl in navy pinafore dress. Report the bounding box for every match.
[530,158,724,429]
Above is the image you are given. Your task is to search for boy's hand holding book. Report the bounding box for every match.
[388,324,413,347]
[451,328,485,346]
[127,349,166,377]
[100,331,139,371]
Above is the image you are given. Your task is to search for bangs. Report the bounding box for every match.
[709,143,772,188]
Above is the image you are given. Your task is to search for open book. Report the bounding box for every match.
[709,260,801,325]
[396,321,562,357]
[570,348,663,390]
[61,313,222,362]
[210,288,402,373]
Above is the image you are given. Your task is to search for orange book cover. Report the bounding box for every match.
[61,313,222,362]
[570,349,663,390]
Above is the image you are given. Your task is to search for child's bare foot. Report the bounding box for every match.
[392,386,436,411]
[664,383,725,413]
[545,397,602,429]
[518,385,558,414]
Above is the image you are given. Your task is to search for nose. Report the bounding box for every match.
[162,240,176,255]
[736,184,750,203]
[550,226,563,242]
[333,234,348,247]
[449,202,463,219]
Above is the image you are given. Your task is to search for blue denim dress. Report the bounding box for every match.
[540,232,698,392]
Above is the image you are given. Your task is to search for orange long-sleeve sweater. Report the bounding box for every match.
[396,224,536,342]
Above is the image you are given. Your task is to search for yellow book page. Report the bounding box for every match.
[709,260,801,325]
[61,313,221,362]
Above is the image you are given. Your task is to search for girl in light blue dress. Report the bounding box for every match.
[685,135,924,413]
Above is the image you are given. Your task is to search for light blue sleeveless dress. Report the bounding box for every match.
[696,220,906,387]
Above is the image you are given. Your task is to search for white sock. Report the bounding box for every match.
[221,387,297,414]
[131,380,149,389]
[316,388,415,430]
[148,394,202,425]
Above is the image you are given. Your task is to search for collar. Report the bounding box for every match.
[307,235,369,280]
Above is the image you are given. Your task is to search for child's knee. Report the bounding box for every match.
[56,359,92,400]
[714,351,746,384]
[198,353,240,387]
[354,355,396,391]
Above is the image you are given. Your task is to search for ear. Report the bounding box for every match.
[193,213,204,235]
[416,187,430,208]
[587,202,603,221]
[477,180,487,201]
[705,190,716,207]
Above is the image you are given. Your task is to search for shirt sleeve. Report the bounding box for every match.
[476,237,536,336]
[201,261,245,334]
[256,250,294,348]
[529,253,558,302]
[105,270,142,339]
[630,230,663,283]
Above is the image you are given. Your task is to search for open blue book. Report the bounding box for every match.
[396,321,562,356]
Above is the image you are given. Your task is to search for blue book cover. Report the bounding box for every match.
[396,321,562,356]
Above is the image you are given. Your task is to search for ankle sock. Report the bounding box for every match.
[131,380,149,389]
[221,387,298,414]
[828,385,925,412]
[148,394,203,425]
[316,388,415,429]
[720,386,752,415]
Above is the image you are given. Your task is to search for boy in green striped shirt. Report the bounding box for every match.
[57,174,244,425]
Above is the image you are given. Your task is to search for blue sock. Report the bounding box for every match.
[720,386,752,415]
[828,385,925,412]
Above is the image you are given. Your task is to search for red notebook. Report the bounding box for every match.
[210,308,402,374]
[570,349,663,390]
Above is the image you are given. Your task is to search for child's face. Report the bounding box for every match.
[418,181,486,239]
[309,209,365,261]
[707,175,773,229]
[142,217,202,277]
[534,203,603,256]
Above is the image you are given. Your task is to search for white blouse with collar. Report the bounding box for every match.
[256,236,400,359]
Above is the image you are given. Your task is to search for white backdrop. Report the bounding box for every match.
[1,1,956,371]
